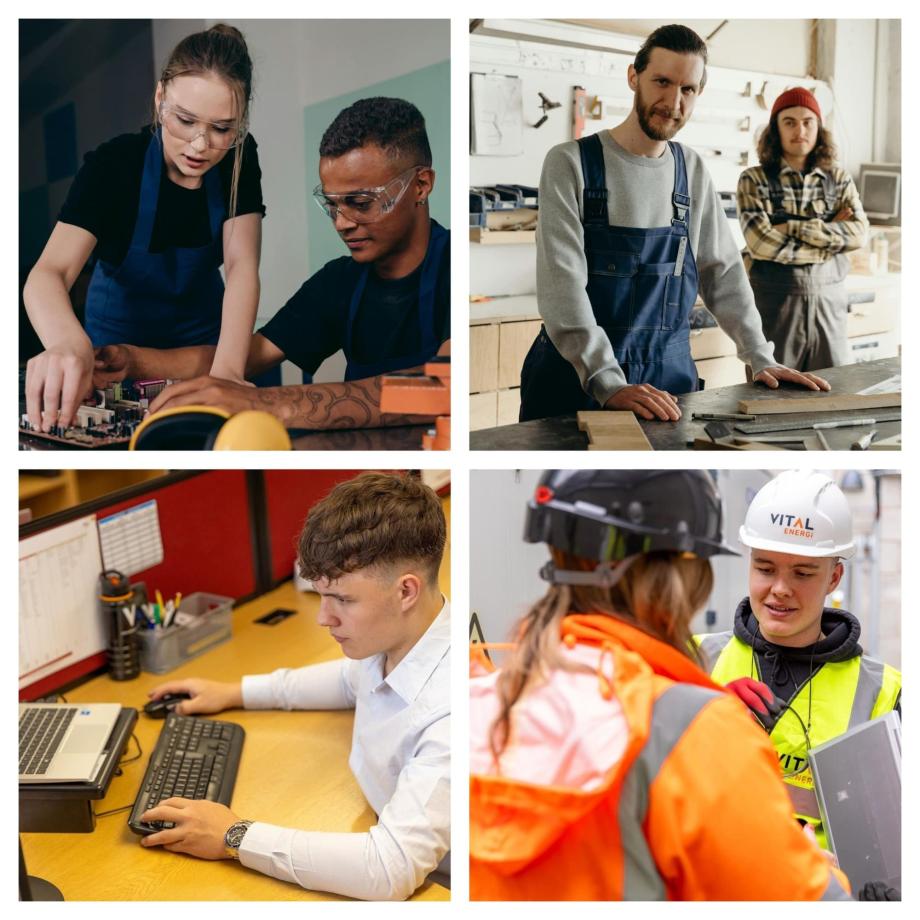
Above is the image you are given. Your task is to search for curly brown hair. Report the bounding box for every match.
[757,117,837,173]
[297,471,446,585]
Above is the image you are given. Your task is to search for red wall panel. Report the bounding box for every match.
[263,470,369,584]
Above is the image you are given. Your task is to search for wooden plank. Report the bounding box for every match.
[576,411,653,451]
[737,392,901,416]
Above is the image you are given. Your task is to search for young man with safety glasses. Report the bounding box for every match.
[94,97,449,430]
[696,471,901,863]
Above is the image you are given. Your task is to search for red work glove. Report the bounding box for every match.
[725,677,784,729]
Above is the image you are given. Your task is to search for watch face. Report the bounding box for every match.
[227,821,250,849]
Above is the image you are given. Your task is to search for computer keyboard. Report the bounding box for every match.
[19,707,77,775]
[128,713,244,835]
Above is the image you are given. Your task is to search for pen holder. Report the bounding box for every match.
[137,592,233,674]
[99,570,140,681]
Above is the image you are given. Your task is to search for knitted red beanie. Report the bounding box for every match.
[771,87,822,122]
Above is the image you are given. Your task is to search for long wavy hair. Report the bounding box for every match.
[757,115,837,174]
[488,548,714,763]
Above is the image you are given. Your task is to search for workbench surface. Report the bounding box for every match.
[470,357,900,452]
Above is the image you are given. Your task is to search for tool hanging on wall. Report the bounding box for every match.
[531,91,561,128]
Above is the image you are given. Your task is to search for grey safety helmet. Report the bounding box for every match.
[525,470,739,587]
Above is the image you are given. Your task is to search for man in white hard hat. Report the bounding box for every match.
[696,470,900,851]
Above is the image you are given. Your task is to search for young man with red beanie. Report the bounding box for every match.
[737,86,869,372]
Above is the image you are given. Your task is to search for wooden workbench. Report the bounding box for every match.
[469,357,900,452]
[20,582,450,902]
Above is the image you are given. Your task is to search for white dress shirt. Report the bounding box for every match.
[237,600,450,900]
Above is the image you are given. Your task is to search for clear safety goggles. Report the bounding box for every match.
[312,165,422,224]
[159,101,244,150]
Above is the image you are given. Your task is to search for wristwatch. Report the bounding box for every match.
[224,819,254,859]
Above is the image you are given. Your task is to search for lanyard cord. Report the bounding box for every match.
[750,623,818,778]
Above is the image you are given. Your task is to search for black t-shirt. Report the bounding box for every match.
[58,127,265,267]
[258,226,451,375]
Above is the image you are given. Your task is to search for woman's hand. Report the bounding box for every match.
[25,337,95,430]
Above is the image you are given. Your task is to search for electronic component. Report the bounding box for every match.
[19,380,171,449]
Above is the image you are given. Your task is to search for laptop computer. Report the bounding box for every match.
[808,710,901,892]
[19,703,122,784]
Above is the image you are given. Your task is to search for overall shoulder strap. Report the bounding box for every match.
[577,133,608,225]
[667,142,690,224]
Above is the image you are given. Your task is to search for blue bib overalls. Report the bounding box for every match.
[85,129,225,349]
[343,220,448,381]
[520,134,700,421]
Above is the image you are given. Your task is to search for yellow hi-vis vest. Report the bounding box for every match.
[695,632,901,850]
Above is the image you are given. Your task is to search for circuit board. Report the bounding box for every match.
[19,379,169,449]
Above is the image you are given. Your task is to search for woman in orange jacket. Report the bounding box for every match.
[470,469,851,901]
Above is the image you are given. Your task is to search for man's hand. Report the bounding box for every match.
[604,383,681,421]
[831,207,854,223]
[93,345,133,387]
[754,366,831,392]
[725,677,783,730]
[148,376,264,416]
[147,678,242,715]
[140,799,240,860]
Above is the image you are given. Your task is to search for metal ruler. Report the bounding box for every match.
[736,413,901,435]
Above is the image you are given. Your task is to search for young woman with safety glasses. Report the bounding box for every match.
[24,24,264,432]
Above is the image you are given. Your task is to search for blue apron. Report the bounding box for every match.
[342,220,448,381]
[520,134,700,421]
[85,128,225,348]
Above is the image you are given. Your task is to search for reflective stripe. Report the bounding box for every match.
[620,683,720,899]
[820,872,851,901]
[694,632,733,673]
[870,661,902,720]
[619,768,665,900]
[850,655,885,728]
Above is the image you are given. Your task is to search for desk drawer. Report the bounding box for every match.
[498,320,541,389]
[470,324,499,393]
[470,392,498,431]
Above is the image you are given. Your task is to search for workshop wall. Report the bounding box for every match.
[469,20,897,300]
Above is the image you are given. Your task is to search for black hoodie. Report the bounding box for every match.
[733,597,865,709]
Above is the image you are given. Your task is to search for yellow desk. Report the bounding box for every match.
[21,582,450,901]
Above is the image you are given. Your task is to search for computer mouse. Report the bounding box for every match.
[143,693,191,719]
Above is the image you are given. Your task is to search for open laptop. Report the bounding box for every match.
[808,711,901,892]
[19,703,122,783]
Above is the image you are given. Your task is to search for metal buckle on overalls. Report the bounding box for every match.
[672,192,690,224]
[583,188,608,223]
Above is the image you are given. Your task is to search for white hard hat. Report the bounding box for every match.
[738,470,855,559]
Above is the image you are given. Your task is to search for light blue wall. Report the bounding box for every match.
[303,59,450,273]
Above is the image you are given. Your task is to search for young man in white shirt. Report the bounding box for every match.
[141,472,450,900]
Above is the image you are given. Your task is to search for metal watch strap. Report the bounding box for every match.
[224,819,254,859]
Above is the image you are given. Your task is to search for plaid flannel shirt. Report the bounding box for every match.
[737,162,869,266]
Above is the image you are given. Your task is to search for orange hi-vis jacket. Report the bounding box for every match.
[470,614,851,901]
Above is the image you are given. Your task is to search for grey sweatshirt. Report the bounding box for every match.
[536,131,776,404]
